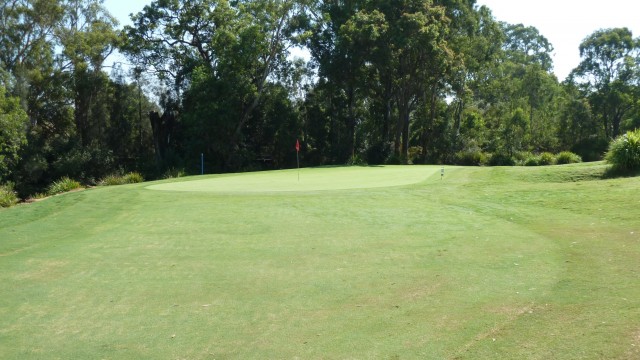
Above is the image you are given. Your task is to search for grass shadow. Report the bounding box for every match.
[602,166,640,179]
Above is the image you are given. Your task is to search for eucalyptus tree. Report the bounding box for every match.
[573,27,640,138]
[56,0,119,147]
[0,84,28,182]
[123,0,309,170]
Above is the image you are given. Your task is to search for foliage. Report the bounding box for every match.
[538,152,556,165]
[346,154,367,166]
[162,168,187,179]
[572,28,640,138]
[523,154,540,166]
[453,150,487,166]
[99,172,144,186]
[47,177,82,196]
[0,183,19,208]
[488,152,516,166]
[555,151,582,165]
[1,0,639,194]
[605,129,640,171]
[0,85,28,182]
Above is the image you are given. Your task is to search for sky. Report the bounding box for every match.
[104,0,640,81]
[475,0,640,80]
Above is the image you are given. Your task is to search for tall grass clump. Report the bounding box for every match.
[47,177,82,195]
[556,151,582,165]
[100,172,144,186]
[538,152,556,166]
[162,168,187,179]
[605,129,640,172]
[523,154,540,166]
[0,183,19,208]
[454,150,488,166]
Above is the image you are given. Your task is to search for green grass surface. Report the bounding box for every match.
[1,164,639,359]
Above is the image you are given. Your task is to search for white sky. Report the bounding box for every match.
[104,0,640,81]
[475,0,640,80]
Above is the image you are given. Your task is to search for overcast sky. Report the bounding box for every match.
[104,0,640,81]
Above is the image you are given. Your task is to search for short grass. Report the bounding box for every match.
[1,163,639,359]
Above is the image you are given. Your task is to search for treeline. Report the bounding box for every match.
[1,0,640,198]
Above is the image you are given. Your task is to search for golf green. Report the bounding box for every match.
[147,165,440,192]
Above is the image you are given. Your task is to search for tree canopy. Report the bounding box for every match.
[1,0,639,197]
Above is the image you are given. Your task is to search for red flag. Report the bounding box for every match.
[295,139,300,152]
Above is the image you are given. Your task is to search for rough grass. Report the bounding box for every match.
[0,164,638,359]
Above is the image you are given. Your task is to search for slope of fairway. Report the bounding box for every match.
[146,165,439,192]
[1,163,639,359]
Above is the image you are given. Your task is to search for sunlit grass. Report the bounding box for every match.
[0,164,638,359]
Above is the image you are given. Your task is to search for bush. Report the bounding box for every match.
[48,177,82,195]
[556,151,582,165]
[162,168,186,179]
[346,154,367,166]
[454,150,488,166]
[606,129,640,172]
[0,184,19,208]
[488,153,516,166]
[523,155,540,166]
[538,152,556,166]
[99,172,145,186]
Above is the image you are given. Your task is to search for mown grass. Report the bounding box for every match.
[0,164,638,359]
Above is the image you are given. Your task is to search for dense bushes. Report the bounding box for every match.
[455,151,583,167]
[606,129,640,172]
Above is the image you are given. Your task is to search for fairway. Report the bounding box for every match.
[147,166,438,192]
[1,164,639,359]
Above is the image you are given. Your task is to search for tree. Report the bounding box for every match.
[0,85,28,182]
[123,0,309,170]
[573,28,640,138]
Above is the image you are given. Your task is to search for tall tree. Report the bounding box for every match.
[0,84,28,182]
[573,27,640,138]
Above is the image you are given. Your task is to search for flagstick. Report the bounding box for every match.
[297,150,300,181]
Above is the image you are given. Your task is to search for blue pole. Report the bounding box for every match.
[201,153,204,175]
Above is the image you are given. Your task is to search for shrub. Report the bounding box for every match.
[0,184,19,208]
[48,177,82,195]
[346,154,367,166]
[162,168,186,179]
[488,153,516,166]
[538,152,556,166]
[100,172,145,186]
[454,150,488,166]
[606,129,640,172]
[523,155,540,166]
[556,151,582,165]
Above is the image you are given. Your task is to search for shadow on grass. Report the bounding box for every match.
[602,166,640,179]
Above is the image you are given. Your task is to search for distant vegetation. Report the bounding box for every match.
[1,0,639,202]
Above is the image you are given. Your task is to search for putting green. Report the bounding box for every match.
[146,165,440,192]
